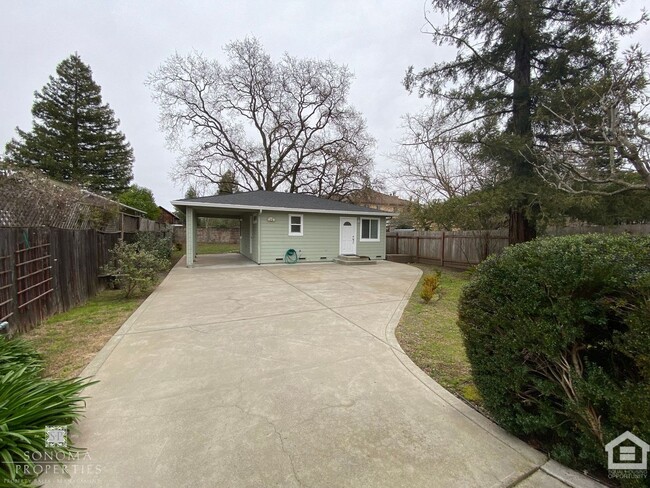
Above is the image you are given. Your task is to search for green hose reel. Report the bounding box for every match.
[284,248,299,264]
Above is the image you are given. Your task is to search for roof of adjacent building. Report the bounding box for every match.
[346,189,410,207]
[172,190,396,216]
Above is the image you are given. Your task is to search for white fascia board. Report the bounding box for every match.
[170,200,397,217]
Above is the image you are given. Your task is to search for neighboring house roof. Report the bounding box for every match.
[346,189,410,208]
[172,191,396,216]
[158,206,180,222]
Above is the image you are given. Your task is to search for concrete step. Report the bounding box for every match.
[334,255,377,265]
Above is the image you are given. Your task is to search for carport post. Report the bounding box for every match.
[186,207,195,267]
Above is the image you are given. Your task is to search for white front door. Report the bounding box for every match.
[339,217,357,255]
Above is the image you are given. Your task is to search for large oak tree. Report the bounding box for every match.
[147,37,374,198]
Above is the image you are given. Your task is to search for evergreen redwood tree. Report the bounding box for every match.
[405,1,645,243]
[5,54,133,195]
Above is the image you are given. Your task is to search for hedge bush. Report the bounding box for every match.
[135,232,173,261]
[103,240,169,298]
[458,234,650,480]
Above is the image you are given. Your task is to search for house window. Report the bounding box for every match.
[288,214,303,236]
[360,218,380,241]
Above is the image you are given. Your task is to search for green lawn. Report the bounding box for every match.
[196,242,239,254]
[395,264,482,407]
[22,289,146,379]
[175,242,239,256]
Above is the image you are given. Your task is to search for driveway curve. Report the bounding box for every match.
[45,258,597,487]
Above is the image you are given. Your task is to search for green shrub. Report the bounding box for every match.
[420,272,441,303]
[458,234,650,480]
[0,337,95,487]
[103,239,169,298]
[135,232,172,261]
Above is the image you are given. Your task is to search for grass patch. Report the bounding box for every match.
[176,242,239,255]
[197,242,239,254]
[22,289,146,379]
[395,264,482,408]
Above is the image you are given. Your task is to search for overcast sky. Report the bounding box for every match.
[1,1,647,208]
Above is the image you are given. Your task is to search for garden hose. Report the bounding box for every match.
[284,248,299,264]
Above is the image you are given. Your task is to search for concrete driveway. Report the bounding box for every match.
[45,258,599,487]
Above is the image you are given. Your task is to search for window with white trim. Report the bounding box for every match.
[360,218,380,241]
[288,214,303,236]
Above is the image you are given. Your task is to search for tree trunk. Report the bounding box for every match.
[509,3,536,244]
[509,208,536,244]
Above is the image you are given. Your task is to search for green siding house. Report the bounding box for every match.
[171,191,395,266]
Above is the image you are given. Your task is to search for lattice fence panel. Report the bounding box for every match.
[15,233,53,319]
[0,255,12,322]
[0,166,119,229]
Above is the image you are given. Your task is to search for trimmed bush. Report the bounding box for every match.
[420,272,441,303]
[0,337,95,487]
[458,234,650,480]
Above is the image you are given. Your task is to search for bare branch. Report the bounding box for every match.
[529,47,650,195]
[147,38,375,196]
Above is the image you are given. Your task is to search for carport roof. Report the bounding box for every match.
[171,191,397,217]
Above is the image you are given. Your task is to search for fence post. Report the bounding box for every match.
[441,232,445,267]
[416,236,420,262]
[395,234,399,255]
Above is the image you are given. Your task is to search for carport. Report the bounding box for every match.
[172,202,250,267]
[172,191,393,267]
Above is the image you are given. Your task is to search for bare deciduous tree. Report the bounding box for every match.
[531,48,650,195]
[391,104,500,201]
[147,37,374,198]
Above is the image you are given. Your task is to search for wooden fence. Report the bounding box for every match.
[0,228,122,334]
[387,223,650,269]
[544,223,650,236]
[387,230,510,268]
[386,230,508,268]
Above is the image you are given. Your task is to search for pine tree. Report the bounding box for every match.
[5,54,133,195]
[217,170,238,194]
[405,1,644,242]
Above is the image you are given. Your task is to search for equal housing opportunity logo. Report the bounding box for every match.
[606,431,649,479]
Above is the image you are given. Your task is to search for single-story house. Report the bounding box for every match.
[171,191,395,266]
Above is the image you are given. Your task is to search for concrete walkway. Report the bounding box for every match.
[45,259,602,487]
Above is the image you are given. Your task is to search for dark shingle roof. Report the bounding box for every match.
[172,191,393,215]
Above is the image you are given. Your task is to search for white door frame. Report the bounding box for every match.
[339,217,357,255]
